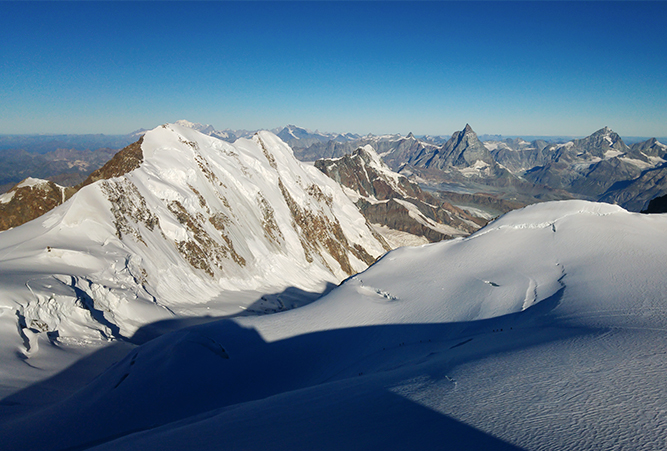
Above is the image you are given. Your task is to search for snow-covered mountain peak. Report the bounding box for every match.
[584,126,627,151]
[354,144,389,171]
[0,122,388,350]
[174,119,214,133]
[435,124,497,169]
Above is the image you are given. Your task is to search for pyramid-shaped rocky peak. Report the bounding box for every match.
[438,124,495,168]
[630,138,667,157]
[406,132,416,140]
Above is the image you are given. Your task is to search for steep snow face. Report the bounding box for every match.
[5,200,667,451]
[0,123,387,389]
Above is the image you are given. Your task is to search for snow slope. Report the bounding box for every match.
[2,200,666,450]
[0,122,387,400]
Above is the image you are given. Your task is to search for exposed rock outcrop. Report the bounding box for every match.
[642,193,667,213]
[81,137,144,187]
[316,145,484,245]
[0,138,146,232]
[0,178,67,231]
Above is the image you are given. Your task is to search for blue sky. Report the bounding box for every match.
[1,1,666,137]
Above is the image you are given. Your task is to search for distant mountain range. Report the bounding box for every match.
[302,124,667,212]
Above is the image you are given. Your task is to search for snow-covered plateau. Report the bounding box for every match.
[0,126,667,450]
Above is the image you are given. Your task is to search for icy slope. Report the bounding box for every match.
[0,122,387,397]
[3,200,667,450]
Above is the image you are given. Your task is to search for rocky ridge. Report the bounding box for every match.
[315,145,484,245]
[0,178,68,231]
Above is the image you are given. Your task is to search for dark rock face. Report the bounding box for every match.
[355,199,454,242]
[397,125,528,197]
[527,156,645,198]
[0,180,66,231]
[642,193,667,213]
[630,138,667,158]
[519,127,662,206]
[434,191,528,217]
[410,124,496,170]
[316,148,421,200]
[570,158,644,197]
[600,165,667,212]
[294,134,431,167]
[489,139,551,174]
[316,146,483,243]
[81,137,144,187]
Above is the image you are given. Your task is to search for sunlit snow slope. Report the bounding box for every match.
[0,123,387,397]
[2,200,666,450]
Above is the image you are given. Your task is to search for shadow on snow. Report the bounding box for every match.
[0,287,592,451]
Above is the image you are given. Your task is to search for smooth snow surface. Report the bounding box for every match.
[2,200,667,450]
[16,177,51,189]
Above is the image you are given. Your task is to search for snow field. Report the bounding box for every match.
[2,200,667,450]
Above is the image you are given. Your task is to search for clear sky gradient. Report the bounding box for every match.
[1,1,666,137]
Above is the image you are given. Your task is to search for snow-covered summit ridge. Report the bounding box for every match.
[173,119,231,140]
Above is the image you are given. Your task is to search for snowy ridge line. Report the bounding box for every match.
[467,202,625,241]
